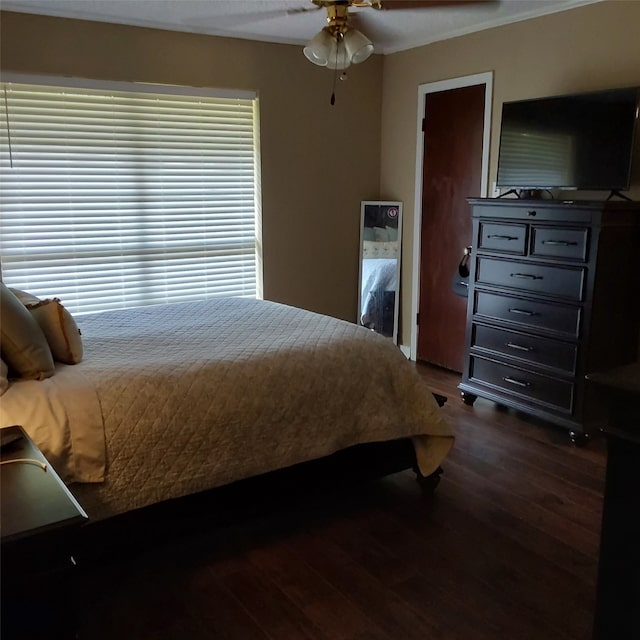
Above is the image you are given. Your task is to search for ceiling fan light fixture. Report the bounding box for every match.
[343,29,374,65]
[325,37,351,71]
[303,28,334,66]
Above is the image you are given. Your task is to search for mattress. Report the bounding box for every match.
[1,298,453,520]
[360,257,398,327]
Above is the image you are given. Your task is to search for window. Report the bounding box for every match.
[0,76,261,314]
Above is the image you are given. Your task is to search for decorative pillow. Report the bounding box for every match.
[0,358,8,396]
[28,299,83,365]
[0,282,55,380]
[9,287,41,306]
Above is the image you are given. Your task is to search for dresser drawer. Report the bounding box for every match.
[476,257,585,301]
[471,202,593,223]
[478,222,527,254]
[472,324,577,374]
[531,226,589,261]
[474,291,581,338]
[469,356,574,413]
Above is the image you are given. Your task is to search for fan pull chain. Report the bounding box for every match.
[332,71,348,105]
[329,33,349,106]
[331,66,338,105]
[330,39,339,105]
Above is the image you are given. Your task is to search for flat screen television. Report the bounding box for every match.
[496,87,639,192]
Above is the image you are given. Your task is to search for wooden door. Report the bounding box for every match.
[417,84,485,372]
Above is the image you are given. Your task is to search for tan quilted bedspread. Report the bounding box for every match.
[5,298,453,519]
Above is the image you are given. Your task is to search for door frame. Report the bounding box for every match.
[409,71,493,361]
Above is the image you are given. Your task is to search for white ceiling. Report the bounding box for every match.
[2,0,604,55]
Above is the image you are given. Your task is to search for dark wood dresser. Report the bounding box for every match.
[458,198,640,441]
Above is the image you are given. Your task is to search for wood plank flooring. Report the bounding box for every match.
[70,364,606,639]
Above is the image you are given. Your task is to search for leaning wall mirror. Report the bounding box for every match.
[358,201,402,344]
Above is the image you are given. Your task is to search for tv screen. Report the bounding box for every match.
[496,87,639,191]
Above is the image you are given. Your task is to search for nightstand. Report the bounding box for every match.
[1,425,88,640]
[1,425,88,543]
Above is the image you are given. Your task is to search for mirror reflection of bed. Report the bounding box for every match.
[359,201,402,342]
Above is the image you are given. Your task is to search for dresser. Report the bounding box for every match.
[458,198,640,442]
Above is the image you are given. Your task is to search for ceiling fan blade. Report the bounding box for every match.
[182,3,320,31]
[347,11,391,45]
[372,0,492,9]
[287,4,325,15]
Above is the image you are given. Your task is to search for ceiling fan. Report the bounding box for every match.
[302,0,490,70]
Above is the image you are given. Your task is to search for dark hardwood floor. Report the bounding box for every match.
[14,363,608,640]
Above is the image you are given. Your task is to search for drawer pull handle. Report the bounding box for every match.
[511,273,543,280]
[488,234,519,241]
[503,376,530,388]
[528,210,537,217]
[506,342,533,352]
[542,240,578,246]
[508,308,536,316]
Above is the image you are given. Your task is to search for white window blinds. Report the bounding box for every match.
[0,78,260,314]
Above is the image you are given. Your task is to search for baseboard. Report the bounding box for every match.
[399,344,411,359]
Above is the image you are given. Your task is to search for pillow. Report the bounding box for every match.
[385,225,399,242]
[0,282,55,380]
[0,359,8,396]
[373,226,390,242]
[9,287,41,306]
[28,299,83,365]
[362,227,375,241]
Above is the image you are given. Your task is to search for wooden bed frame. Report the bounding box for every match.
[2,393,449,640]
[6,392,448,573]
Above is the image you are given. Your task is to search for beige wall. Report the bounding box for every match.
[3,3,640,338]
[0,11,383,322]
[380,0,640,346]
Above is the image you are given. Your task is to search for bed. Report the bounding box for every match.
[0,296,453,522]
